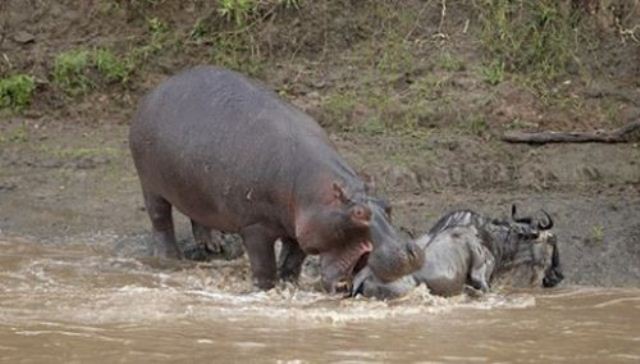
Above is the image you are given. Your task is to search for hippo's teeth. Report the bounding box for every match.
[334,279,352,293]
[326,239,374,290]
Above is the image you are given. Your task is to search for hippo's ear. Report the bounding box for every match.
[371,197,392,220]
[350,204,372,226]
[332,182,351,205]
[379,198,392,217]
[358,171,376,193]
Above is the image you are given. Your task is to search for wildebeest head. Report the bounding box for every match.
[497,205,563,288]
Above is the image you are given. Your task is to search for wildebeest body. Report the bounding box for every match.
[353,207,563,298]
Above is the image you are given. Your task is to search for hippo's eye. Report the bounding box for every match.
[350,204,372,226]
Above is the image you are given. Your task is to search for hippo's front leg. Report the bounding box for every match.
[240,224,279,290]
[278,238,307,282]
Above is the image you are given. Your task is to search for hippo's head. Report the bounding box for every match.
[500,206,564,288]
[295,183,424,293]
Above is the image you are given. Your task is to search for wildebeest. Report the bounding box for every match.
[352,205,564,299]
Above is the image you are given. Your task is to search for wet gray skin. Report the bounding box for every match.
[129,66,423,291]
[352,206,564,299]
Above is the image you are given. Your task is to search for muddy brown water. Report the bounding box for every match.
[1,237,639,364]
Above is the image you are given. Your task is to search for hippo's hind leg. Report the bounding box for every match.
[278,238,307,283]
[240,224,278,290]
[143,191,182,259]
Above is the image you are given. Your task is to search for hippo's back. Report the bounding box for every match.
[131,66,323,152]
[129,66,331,231]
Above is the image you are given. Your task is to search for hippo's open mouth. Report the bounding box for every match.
[320,241,373,294]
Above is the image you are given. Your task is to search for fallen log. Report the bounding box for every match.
[502,119,640,144]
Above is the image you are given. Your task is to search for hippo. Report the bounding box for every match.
[352,205,564,299]
[129,66,423,291]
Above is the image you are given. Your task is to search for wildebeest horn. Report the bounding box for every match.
[538,210,554,230]
[511,204,532,224]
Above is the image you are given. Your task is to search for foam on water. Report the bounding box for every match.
[0,236,536,327]
[2,235,639,364]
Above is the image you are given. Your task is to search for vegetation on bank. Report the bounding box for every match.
[0,74,36,112]
[52,48,135,96]
[1,0,637,135]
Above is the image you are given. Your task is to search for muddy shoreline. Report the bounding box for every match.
[1,119,638,288]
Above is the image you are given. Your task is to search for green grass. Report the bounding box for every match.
[480,60,505,85]
[478,0,578,84]
[94,48,132,84]
[217,0,302,26]
[53,48,136,95]
[357,117,386,136]
[466,114,489,136]
[0,74,36,112]
[218,0,258,26]
[146,16,168,35]
[321,90,358,130]
[0,124,29,143]
[209,32,264,76]
[437,52,465,72]
[190,18,209,40]
[53,49,92,96]
[51,146,119,159]
[376,33,414,74]
[127,16,173,65]
[278,0,302,9]
[590,225,604,245]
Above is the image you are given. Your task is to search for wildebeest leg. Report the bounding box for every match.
[191,220,222,254]
[468,242,494,293]
[143,191,182,259]
[278,237,307,282]
[241,224,278,290]
[187,223,245,261]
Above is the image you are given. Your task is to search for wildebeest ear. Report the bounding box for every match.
[350,204,372,226]
[332,182,351,205]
